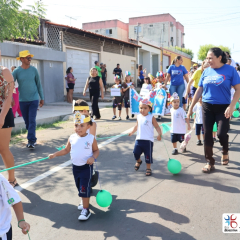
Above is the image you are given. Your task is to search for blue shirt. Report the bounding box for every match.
[167,65,188,86]
[12,66,44,102]
[139,70,144,79]
[199,64,240,104]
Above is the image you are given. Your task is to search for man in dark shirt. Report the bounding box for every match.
[100,63,107,93]
[113,64,123,79]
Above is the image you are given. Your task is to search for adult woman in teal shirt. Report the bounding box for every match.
[165,56,189,107]
[187,48,240,173]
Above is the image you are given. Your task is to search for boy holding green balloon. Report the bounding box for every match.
[49,112,99,221]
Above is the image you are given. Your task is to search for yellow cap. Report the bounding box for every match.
[16,50,34,60]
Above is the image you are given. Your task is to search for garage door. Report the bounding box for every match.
[163,55,170,72]
[66,49,99,93]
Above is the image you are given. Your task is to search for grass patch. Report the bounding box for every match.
[105,105,112,108]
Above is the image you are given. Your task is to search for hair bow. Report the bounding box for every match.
[74,111,91,124]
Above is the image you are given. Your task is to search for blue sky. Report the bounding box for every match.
[23,0,240,62]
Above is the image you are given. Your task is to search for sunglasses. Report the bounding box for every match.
[25,57,32,60]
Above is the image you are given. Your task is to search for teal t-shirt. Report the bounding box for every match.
[12,66,44,102]
[95,65,102,78]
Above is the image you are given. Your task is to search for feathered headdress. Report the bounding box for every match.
[125,71,131,76]
[114,75,120,80]
[74,111,91,124]
[170,92,179,102]
[140,99,153,107]
[72,100,89,112]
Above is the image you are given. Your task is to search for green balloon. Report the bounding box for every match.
[96,190,112,207]
[236,102,239,109]
[213,122,217,132]
[167,159,182,174]
[233,111,240,118]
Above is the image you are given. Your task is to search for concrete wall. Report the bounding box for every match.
[0,41,66,103]
[101,51,137,84]
[152,55,159,76]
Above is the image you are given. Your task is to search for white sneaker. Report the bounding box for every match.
[118,117,121,120]
[78,208,91,221]
[78,204,83,211]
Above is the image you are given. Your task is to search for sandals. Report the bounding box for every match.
[134,160,142,171]
[146,169,152,176]
[9,179,19,188]
[202,164,215,173]
[221,154,229,165]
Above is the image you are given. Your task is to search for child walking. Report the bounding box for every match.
[49,113,99,221]
[112,76,123,120]
[129,99,162,176]
[73,99,97,136]
[122,72,134,120]
[193,97,204,145]
[0,174,30,240]
[170,92,191,155]
[141,77,152,91]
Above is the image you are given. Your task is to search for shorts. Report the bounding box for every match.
[66,88,69,92]
[68,83,75,90]
[72,164,93,198]
[133,140,154,164]
[102,78,106,86]
[190,86,197,98]
[124,97,130,108]
[195,123,204,135]
[0,108,15,128]
[182,97,187,105]
[113,98,122,110]
[171,133,185,143]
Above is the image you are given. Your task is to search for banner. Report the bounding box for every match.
[130,88,167,116]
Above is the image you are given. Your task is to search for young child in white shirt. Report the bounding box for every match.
[0,174,30,240]
[49,113,99,221]
[141,77,152,91]
[170,92,191,155]
[193,97,204,145]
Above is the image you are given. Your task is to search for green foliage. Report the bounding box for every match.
[26,0,47,19]
[0,0,41,42]
[198,44,231,61]
[175,46,194,59]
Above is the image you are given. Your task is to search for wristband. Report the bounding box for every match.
[18,219,25,228]
[92,156,96,162]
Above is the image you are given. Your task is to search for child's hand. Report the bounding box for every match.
[19,221,30,235]
[192,124,196,130]
[48,154,56,159]
[87,157,95,165]
[157,134,162,141]
[129,132,133,136]
[188,124,191,130]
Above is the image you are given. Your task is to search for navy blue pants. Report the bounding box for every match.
[195,124,204,135]
[0,226,12,240]
[20,100,38,144]
[133,140,153,164]
[171,133,184,143]
[72,164,93,198]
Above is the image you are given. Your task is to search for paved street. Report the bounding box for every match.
[1,108,240,240]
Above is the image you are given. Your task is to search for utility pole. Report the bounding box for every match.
[65,15,77,26]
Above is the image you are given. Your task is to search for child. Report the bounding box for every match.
[141,77,152,91]
[129,99,162,176]
[73,99,96,136]
[122,72,134,120]
[49,113,99,221]
[155,71,165,89]
[170,92,191,155]
[192,97,204,145]
[0,174,30,239]
[112,76,123,120]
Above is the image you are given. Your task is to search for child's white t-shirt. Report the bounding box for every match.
[0,174,21,239]
[142,84,152,91]
[182,79,188,97]
[170,107,187,134]
[136,114,154,142]
[70,133,94,166]
[193,103,203,124]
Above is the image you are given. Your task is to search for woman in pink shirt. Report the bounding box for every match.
[67,67,76,103]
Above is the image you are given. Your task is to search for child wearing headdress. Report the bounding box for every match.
[112,76,123,120]
[49,113,99,221]
[170,92,191,155]
[129,99,162,176]
[122,71,134,120]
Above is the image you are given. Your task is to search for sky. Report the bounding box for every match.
[22,0,240,63]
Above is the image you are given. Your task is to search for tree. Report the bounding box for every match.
[175,46,194,59]
[198,44,231,61]
[0,0,45,42]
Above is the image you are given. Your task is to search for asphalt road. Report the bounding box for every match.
[1,108,240,240]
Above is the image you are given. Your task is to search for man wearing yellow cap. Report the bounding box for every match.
[12,50,44,149]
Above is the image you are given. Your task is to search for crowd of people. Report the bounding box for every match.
[0,46,240,238]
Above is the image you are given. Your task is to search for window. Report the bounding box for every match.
[106,29,112,35]
[149,24,153,27]
[95,30,99,33]
[109,29,112,34]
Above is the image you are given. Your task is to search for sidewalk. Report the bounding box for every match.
[12,101,111,133]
